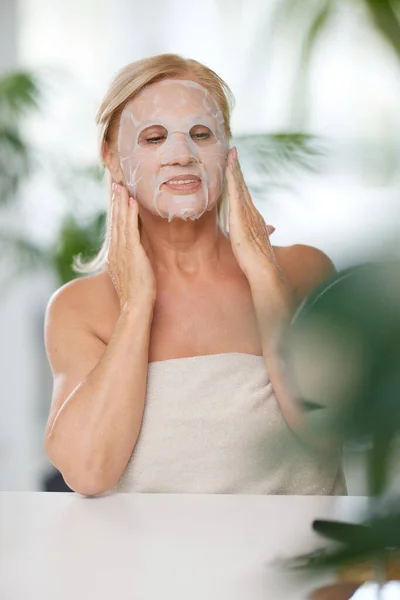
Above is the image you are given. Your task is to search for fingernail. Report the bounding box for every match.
[112,182,116,192]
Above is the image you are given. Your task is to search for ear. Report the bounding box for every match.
[103,140,124,183]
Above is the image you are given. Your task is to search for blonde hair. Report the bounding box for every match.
[72,53,235,275]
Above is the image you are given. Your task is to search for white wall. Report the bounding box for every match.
[0,0,40,489]
[0,0,17,71]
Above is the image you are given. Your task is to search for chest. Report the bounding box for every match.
[93,245,301,360]
[148,275,263,361]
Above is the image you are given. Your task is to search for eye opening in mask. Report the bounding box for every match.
[138,125,168,147]
[137,123,217,149]
[189,125,216,146]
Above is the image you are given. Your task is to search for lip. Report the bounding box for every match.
[164,174,201,184]
[162,174,202,194]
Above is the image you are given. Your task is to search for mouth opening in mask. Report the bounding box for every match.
[161,173,202,194]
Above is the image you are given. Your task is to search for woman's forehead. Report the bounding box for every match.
[124,79,220,123]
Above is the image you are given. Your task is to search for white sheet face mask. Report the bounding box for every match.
[117,79,229,221]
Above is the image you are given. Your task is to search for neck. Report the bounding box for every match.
[138,206,231,278]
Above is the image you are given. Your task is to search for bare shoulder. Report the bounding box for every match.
[45,271,116,334]
[275,243,337,302]
[46,272,104,311]
[283,243,336,272]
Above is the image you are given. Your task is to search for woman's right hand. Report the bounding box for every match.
[107,183,157,311]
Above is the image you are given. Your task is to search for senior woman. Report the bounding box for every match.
[43,53,346,496]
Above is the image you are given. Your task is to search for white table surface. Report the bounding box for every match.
[0,492,369,600]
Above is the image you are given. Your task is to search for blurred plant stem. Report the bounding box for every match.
[271,0,400,128]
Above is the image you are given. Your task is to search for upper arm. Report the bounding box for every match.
[289,244,337,303]
[44,281,107,439]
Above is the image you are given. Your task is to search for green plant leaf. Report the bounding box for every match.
[0,71,40,119]
[312,520,372,546]
[0,71,40,204]
[301,0,334,66]
[51,211,106,284]
[364,0,400,58]
[234,132,324,199]
[235,132,323,171]
[0,126,31,205]
[289,0,334,124]
[367,430,393,497]
[288,511,400,572]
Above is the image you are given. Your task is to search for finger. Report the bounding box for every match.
[116,184,128,254]
[126,197,140,252]
[110,185,119,259]
[225,150,240,215]
[231,159,256,225]
[119,183,129,228]
[227,146,236,171]
[230,147,255,211]
[233,153,253,206]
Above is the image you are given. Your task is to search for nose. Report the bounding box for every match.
[160,133,198,167]
[168,153,197,167]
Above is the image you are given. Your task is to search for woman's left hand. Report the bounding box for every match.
[226,146,295,330]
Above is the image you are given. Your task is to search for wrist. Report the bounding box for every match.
[247,259,289,292]
[251,281,295,321]
[252,287,295,350]
[120,296,155,321]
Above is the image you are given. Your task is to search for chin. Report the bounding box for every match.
[166,209,202,222]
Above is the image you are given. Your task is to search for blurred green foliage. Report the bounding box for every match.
[285,261,400,575]
[272,0,400,128]
[0,72,39,205]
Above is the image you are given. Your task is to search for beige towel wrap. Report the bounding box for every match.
[113,353,346,495]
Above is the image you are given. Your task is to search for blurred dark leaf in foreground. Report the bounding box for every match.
[283,260,400,575]
[286,260,400,493]
[289,512,400,572]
